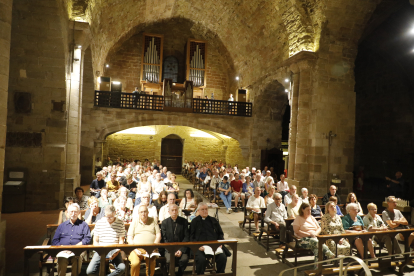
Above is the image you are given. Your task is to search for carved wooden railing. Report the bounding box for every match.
[94,91,252,117]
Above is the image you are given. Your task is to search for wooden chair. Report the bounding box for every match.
[258,221,280,252]
[282,225,314,267]
[242,207,266,236]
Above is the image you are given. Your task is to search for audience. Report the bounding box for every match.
[330,196,343,216]
[136,173,152,205]
[133,192,158,221]
[322,185,341,205]
[300,188,309,204]
[276,174,289,200]
[342,203,376,259]
[128,205,161,276]
[264,193,287,248]
[180,189,195,210]
[98,187,112,208]
[74,187,89,210]
[121,174,138,199]
[84,196,105,225]
[57,197,76,225]
[382,196,414,249]
[309,194,323,217]
[284,185,298,206]
[287,194,301,219]
[161,204,190,276]
[107,173,120,199]
[90,172,105,198]
[346,192,363,216]
[152,173,165,200]
[86,205,126,276]
[114,186,134,210]
[264,186,275,206]
[115,195,133,223]
[153,190,168,211]
[292,203,335,264]
[321,201,350,256]
[242,175,254,199]
[190,202,228,275]
[231,172,244,212]
[159,193,183,222]
[364,202,400,255]
[218,176,233,214]
[246,187,266,232]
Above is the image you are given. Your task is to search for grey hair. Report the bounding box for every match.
[386,196,396,203]
[68,203,80,211]
[105,205,116,215]
[273,193,282,199]
[168,204,178,211]
[301,188,308,193]
[198,202,208,209]
[346,203,358,213]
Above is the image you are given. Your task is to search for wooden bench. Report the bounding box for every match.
[25,240,238,276]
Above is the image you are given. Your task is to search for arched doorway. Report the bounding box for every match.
[161,134,183,174]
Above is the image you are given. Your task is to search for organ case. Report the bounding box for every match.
[186,39,207,98]
[141,33,164,94]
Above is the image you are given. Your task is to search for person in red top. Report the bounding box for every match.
[231,173,245,212]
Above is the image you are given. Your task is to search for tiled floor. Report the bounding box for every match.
[3,176,414,275]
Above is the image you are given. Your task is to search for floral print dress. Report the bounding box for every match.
[321,213,350,256]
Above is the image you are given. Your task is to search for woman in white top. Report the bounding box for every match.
[113,187,134,210]
[180,189,195,211]
[264,186,275,205]
[287,194,302,219]
[136,174,152,205]
[301,188,309,204]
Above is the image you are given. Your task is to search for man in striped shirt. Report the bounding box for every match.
[86,205,126,276]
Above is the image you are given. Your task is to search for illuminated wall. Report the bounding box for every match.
[103,125,246,167]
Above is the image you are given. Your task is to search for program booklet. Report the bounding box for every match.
[203,245,223,256]
[56,251,75,258]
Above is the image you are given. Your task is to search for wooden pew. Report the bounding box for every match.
[309,227,414,275]
[25,240,238,276]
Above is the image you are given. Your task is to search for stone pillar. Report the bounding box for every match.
[0,0,12,273]
[287,72,299,180]
[92,140,105,177]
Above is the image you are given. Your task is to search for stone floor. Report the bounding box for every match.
[2,175,414,275]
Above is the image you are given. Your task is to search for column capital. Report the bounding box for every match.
[283,51,318,74]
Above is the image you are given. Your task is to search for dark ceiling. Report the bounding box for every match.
[359,1,414,86]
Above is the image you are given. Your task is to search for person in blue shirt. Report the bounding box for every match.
[329,196,343,216]
[198,167,207,183]
[242,176,254,200]
[218,176,232,214]
[52,203,91,276]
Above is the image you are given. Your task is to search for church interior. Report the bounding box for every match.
[1,0,414,275]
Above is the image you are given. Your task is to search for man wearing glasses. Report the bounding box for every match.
[264,193,288,248]
[86,205,126,276]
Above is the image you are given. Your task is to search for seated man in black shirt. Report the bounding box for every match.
[90,172,106,198]
[190,202,228,275]
[322,185,341,205]
[161,204,190,276]
[121,174,138,199]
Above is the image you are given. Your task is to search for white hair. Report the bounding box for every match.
[273,193,282,199]
[346,203,358,213]
[68,203,80,211]
[301,188,308,193]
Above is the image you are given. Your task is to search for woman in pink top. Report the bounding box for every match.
[292,203,335,263]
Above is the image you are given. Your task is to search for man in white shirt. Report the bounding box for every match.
[264,193,287,247]
[159,193,183,222]
[151,173,165,200]
[246,187,266,232]
[245,167,251,176]
[148,169,157,184]
[284,185,298,206]
[277,174,289,203]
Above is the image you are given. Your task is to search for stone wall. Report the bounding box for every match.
[5,0,69,211]
[104,18,233,100]
[103,126,244,165]
[0,0,13,273]
[355,46,414,180]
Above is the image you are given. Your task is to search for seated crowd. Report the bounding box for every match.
[51,158,413,275]
[184,160,414,266]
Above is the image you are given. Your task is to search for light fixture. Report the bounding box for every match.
[284,78,289,83]
[173,83,176,86]
[285,89,288,93]
[77,45,82,49]
[105,64,109,68]
[235,76,239,81]
[97,77,101,83]
[112,81,121,85]
[410,26,414,34]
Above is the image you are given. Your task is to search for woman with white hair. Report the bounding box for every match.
[300,188,309,204]
[113,186,134,210]
[342,202,376,259]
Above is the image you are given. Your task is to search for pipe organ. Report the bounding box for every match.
[186,39,207,98]
[140,33,164,94]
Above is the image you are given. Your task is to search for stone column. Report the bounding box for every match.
[287,72,299,180]
[0,0,13,274]
[92,140,105,176]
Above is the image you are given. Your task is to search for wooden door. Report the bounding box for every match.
[161,135,183,174]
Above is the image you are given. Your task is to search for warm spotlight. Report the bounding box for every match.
[284,78,289,83]
[285,89,288,93]
[235,76,239,81]
[105,64,109,68]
